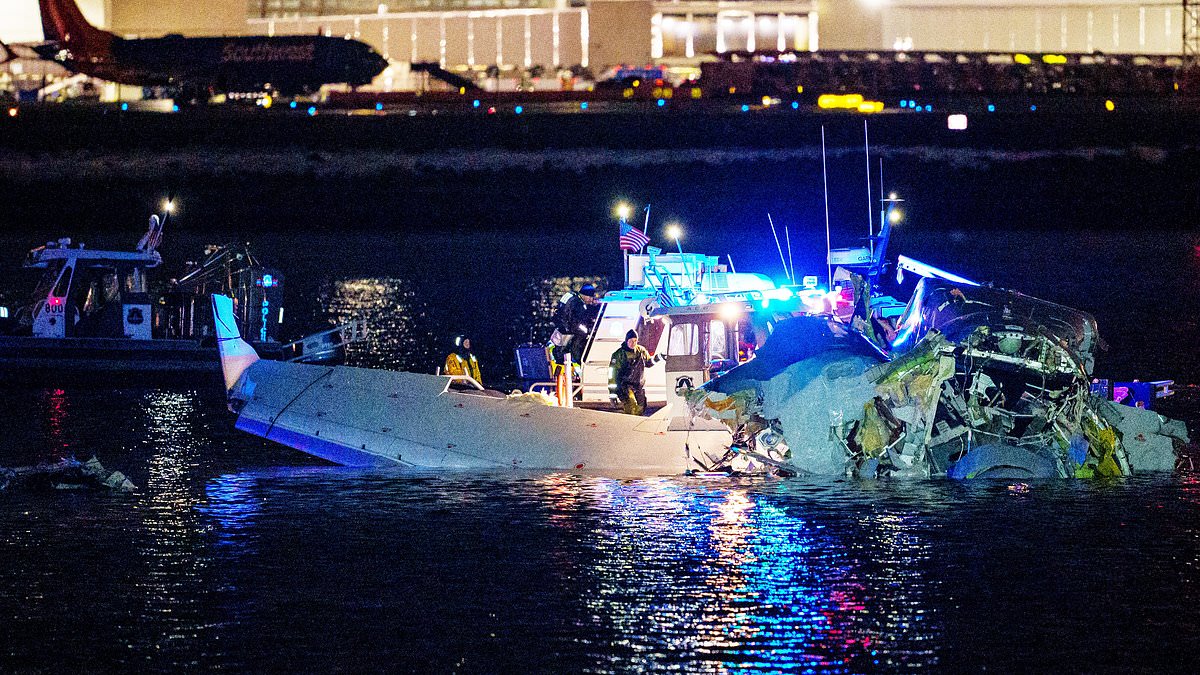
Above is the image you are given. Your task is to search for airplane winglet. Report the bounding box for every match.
[212,294,261,393]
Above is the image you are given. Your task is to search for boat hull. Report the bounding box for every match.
[0,335,218,375]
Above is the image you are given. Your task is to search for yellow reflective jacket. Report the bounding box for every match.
[444,352,482,383]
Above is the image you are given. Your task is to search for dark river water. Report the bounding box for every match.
[1,385,1199,673]
[2,120,1200,671]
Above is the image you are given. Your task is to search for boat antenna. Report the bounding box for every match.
[821,126,832,289]
[642,204,651,234]
[726,254,737,273]
[864,119,874,259]
[784,222,795,283]
[767,213,791,283]
[879,158,885,242]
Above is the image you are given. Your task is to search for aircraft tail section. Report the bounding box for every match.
[212,294,261,392]
[40,0,113,55]
[0,41,12,65]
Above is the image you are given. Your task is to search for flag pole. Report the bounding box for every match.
[622,216,629,289]
[821,126,832,290]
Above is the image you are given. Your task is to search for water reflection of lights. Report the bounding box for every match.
[562,478,899,672]
[320,277,437,372]
[135,390,216,651]
[43,388,71,456]
[198,473,261,552]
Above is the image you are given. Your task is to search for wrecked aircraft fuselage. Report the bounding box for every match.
[686,279,1188,479]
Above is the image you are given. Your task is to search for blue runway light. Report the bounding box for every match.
[172,104,179,112]
[924,104,932,112]
[472,99,480,108]
[580,101,588,110]
[987,104,995,112]
[900,100,907,108]
[375,102,383,111]
[791,101,798,109]
[307,106,317,116]
[1031,104,1038,111]
[290,101,297,109]
[741,104,750,112]
[657,98,665,106]
[120,103,128,111]
[515,105,523,114]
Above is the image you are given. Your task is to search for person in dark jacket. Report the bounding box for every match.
[552,283,600,366]
[609,329,657,416]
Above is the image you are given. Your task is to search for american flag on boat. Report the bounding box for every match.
[619,220,650,253]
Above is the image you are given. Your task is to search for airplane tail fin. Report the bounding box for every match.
[40,0,113,54]
[212,294,260,392]
[0,41,12,65]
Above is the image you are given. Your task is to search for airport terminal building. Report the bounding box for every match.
[1,0,1191,92]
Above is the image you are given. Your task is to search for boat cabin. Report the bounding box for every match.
[570,249,779,412]
[24,238,160,340]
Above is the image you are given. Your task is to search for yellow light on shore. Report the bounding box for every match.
[818,93,864,109]
[1105,99,1115,111]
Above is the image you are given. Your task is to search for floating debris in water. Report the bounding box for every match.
[0,457,136,493]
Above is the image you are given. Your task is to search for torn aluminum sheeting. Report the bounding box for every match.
[686,281,1185,480]
[684,315,887,475]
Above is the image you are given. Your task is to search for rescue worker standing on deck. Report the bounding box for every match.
[444,335,483,384]
[609,329,657,416]
[552,283,600,367]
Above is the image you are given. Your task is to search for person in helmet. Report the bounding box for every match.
[608,328,657,416]
[551,283,601,367]
[444,335,482,384]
